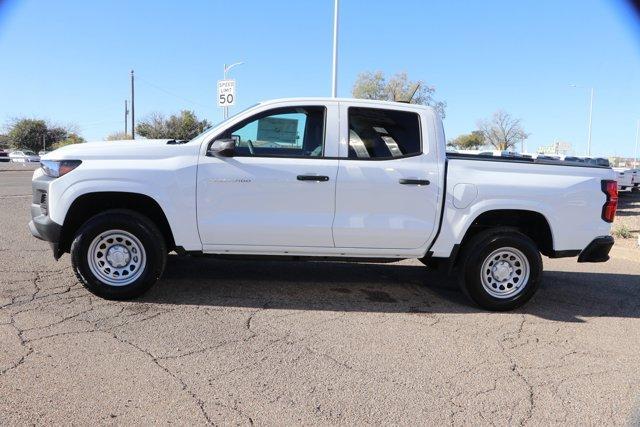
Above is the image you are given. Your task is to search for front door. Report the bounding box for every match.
[332,105,441,250]
[197,103,339,248]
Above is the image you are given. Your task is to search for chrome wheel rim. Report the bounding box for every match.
[480,247,530,299]
[87,230,146,286]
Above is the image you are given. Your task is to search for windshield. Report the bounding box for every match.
[24,150,36,155]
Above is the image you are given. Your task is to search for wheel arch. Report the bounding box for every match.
[443,209,554,271]
[59,192,176,255]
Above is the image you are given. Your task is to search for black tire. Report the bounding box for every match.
[71,209,167,300]
[457,228,542,311]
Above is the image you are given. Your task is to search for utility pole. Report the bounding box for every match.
[124,100,129,136]
[331,0,339,98]
[42,135,45,153]
[130,70,135,139]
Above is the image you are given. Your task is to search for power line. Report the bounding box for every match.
[136,75,212,109]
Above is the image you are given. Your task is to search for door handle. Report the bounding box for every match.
[399,178,430,185]
[297,175,330,182]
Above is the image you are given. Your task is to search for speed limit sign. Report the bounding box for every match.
[217,79,236,107]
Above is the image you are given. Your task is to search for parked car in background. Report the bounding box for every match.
[584,157,611,167]
[614,167,634,191]
[9,149,40,163]
[30,97,617,311]
[0,149,10,162]
[562,156,585,163]
[39,150,52,156]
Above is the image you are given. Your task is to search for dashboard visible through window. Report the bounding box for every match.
[223,106,325,158]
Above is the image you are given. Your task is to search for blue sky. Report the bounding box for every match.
[1,0,640,157]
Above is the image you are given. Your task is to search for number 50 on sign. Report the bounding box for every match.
[217,80,236,107]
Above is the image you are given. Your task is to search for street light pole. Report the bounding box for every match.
[331,0,339,98]
[587,87,594,156]
[223,62,243,119]
[130,70,135,140]
[570,84,595,156]
[635,119,639,168]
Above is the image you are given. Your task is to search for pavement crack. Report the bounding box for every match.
[108,332,216,425]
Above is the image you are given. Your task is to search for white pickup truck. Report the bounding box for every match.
[614,168,634,191]
[29,98,618,310]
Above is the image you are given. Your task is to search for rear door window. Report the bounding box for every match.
[347,107,421,159]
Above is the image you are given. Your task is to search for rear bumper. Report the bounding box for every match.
[577,236,614,263]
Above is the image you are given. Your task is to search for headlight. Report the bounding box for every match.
[40,160,82,178]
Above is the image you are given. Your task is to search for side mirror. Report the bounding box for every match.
[207,139,236,157]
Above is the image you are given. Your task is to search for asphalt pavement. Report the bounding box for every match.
[1,169,640,425]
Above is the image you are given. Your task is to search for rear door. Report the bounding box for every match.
[197,102,339,248]
[332,104,441,249]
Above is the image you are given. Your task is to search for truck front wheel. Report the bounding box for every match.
[458,228,542,311]
[70,210,167,300]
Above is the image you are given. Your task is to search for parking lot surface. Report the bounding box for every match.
[1,169,640,425]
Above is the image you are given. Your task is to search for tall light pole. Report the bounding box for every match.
[223,62,243,119]
[130,70,135,140]
[635,119,639,168]
[570,84,594,156]
[331,0,339,98]
[587,87,594,156]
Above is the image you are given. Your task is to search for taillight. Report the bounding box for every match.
[601,180,618,223]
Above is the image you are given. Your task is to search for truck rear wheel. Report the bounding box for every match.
[70,209,166,300]
[458,228,542,311]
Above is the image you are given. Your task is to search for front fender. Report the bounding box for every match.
[48,164,201,251]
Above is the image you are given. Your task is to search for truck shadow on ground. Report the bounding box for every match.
[142,255,640,323]
[616,191,640,216]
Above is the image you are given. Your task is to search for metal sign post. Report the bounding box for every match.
[220,62,243,119]
[217,79,236,119]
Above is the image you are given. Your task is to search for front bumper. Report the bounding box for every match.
[577,236,614,263]
[29,173,63,259]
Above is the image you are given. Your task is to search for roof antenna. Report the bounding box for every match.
[398,83,420,104]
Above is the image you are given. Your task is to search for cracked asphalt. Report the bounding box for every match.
[1,169,640,425]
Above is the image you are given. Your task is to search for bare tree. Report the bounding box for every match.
[352,71,446,118]
[477,110,529,151]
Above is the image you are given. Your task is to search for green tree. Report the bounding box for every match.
[105,131,132,141]
[477,110,529,151]
[447,131,485,150]
[135,110,211,140]
[352,71,446,118]
[53,133,85,149]
[5,118,74,152]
